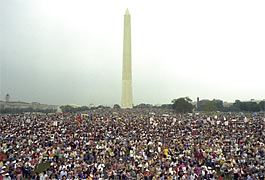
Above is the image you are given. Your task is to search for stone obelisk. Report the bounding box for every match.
[121,8,133,109]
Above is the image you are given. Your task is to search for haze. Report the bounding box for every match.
[1,0,265,106]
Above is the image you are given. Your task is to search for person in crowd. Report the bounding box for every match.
[0,110,264,179]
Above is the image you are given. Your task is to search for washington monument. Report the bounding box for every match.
[121,8,133,109]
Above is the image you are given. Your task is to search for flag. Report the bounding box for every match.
[244,117,248,123]
[89,114,93,121]
[75,117,82,123]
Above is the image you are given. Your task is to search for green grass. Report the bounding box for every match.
[216,169,232,180]
[33,162,50,174]
[22,162,50,180]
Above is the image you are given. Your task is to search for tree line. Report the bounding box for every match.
[1,99,264,114]
[60,105,111,113]
[227,100,265,112]
[170,98,265,113]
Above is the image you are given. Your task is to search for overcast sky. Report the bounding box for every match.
[0,0,265,106]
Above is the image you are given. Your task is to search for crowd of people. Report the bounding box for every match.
[0,109,264,180]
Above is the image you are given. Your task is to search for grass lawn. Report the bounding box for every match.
[33,162,50,174]
[217,169,232,180]
[22,162,50,180]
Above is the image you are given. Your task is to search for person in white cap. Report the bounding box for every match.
[3,173,11,180]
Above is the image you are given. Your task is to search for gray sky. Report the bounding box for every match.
[0,0,265,106]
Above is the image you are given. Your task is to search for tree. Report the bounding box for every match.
[172,97,194,113]
[154,104,172,109]
[61,105,75,113]
[202,102,217,112]
[259,101,265,111]
[212,100,224,111]
[231,100,261,112]
[134,103,152,108]
[233,100,241,109]
[113,104,121,109]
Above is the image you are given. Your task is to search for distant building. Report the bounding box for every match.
[64,104,81,108]
[0,101,57,110]
[89,104,95,108]
[5,94,10,102]
[56,106,62,113]
[134,103,153,109]
[196,97,199,109]
[223,102,233,107]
